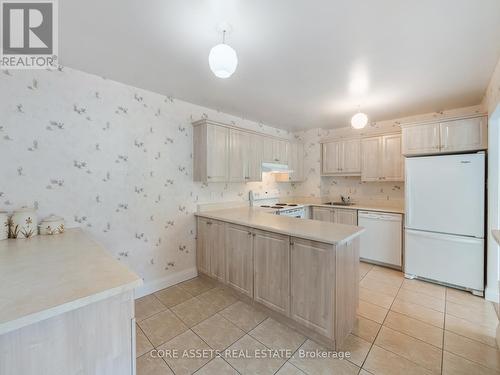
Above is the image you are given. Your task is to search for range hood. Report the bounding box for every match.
[261,162,292,173]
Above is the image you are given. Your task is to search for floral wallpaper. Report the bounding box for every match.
[0,67,297,294]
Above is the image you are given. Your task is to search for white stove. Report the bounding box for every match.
[250,193,306,218]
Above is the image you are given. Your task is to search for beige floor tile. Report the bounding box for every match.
[390,299,444,328]
[358,370,373,375]
[171,296,220,327]
[445,313,498,348]
[220,301,268,332]
[366,267,404,286]
[396,288,445,312]
[359,287,395,309]
[137,324,154,357]
[290,339,360,375]
[359,277,400,297]
[446,287,493,309]
[352,315,381,343]
[192,314,245,350]
[446,300,499,328]
[340,334,371,367]
[194,357,238,374]
[178,276,217,296]
[363,345,433,375]
[444,331,500,372]
[197,287,239,312]
[359,262,374,280]
[224,334,287,374]
[442,350,500,375]
[275,362,306,374]
[136,351,173,375]
[249,318,306,353]
[375,326,442,373]
[138,309,188,347]
[401,279,446,300]
[154,285,194,308]
[158,330,214,375]
[135,294,167,321]
[384,311,443,348]
[361,273,403,290]
[358,300,388,324]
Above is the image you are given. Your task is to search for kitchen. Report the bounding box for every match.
[1,1,500,375]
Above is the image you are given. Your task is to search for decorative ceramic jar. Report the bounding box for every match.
[0,212,8,240]
[39,215,65,235]
[10,208,38,239]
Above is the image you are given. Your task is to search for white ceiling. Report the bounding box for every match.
[59,0,500,131]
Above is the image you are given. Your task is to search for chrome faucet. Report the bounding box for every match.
[341,195,351,204]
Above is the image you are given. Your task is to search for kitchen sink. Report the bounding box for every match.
[323,201,355,206]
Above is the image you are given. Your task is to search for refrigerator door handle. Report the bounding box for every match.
[405,229,483,243]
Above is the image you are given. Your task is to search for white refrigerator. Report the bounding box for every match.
[405,152,485,295]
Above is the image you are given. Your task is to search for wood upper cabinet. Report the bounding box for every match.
[361,134,403,182]
[225,224,253,298]
[312,206,334,222]
[401,123,440,156]
[290,237,334,338]
[196,217,225,281]
[333,209,357,225]
[275,142,305,182]
[193,122,229,182]
[321,139,361,176]
[440,116,487,153]
[228,130,263,182]
[253,230,290,315]
[401,115,487,156]
[262,137,289,164]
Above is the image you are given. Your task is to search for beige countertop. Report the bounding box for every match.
[196,207,364,245]
[306,202,405,214]
[0,228,142,335]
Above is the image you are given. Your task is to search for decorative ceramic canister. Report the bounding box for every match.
[10,207,38,239]
[39,215,65,235]
[0,212,8,240]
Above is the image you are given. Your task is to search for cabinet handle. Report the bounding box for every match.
[274,158,279,162]
[207,221,212,225]
[207,176,212,179]
[252,233,256,237]
[247,231,252,236]
[290,241,295,246]
[245,176,250,179]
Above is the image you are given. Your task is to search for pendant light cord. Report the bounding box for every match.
[222,30,226,44]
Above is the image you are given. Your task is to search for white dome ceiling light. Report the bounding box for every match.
[351,110,368,129]
[209,24,238,79]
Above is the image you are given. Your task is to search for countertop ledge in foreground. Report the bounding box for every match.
[0,228,142,335]
[195,207,365,245]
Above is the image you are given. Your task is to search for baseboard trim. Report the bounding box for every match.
[134,267,198,299]
[485,285,499,303]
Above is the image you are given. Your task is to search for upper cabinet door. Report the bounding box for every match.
[247,134,263,181]
[440,117,487,153]
[321,141,341,174]
[381,134,404,181]
[262,136,275,162]
[206,124,229,182]
[273,140,289,164]
[342,139,361,173]
[228,129,250,182]
[402,123,440,156]
[361,137,381,182]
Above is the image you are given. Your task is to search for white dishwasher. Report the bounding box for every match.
[358,211,403,269]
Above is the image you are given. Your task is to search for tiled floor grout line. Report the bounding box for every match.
[272,337,308,375]
[358,273,403,371]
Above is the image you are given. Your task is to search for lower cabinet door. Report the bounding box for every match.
[312,207,334,222]
[196,218,211,275]
[290,238,334,338]
[225,224,254,297]
[333,209,357,225]
[209,220,226,282]
[253,230,290,315]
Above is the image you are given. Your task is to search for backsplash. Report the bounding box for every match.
[0,67,297,294]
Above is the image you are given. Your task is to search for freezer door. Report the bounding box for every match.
[405,153,485,237]
[405,229,484,291]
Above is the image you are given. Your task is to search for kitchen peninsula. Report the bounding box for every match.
[0,229,142,375]
[195,207,364,349]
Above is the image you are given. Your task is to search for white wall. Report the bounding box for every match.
[0,67,298,297]
[483,56,500,303]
